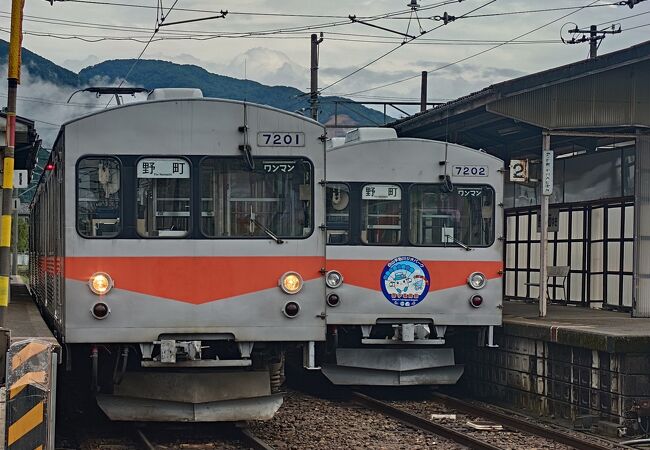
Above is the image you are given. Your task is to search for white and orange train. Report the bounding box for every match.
[321,128,504,385]
[29,90,504,422]
[30,89,326,421]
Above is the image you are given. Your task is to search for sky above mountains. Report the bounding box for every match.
[4,0,648,108]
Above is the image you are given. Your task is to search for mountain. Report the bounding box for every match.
[0,40,79,87]
[0,39,391,126]
[79,59,390,125]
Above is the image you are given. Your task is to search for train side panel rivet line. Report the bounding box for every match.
[5,339,56,450]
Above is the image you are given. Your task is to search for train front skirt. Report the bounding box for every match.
[321,348,464,386]
[95,370,283,421]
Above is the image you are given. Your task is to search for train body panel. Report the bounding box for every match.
[29,94,327,421]
[322,131,504,386]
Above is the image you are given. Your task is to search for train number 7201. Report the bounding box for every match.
[452,165,488,177]
[257,132,305,147]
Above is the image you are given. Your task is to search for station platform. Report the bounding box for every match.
[6,276,57,344]
[458,301,650,437]
[503,301,650,353]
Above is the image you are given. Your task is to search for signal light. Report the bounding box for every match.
[283,301,300,318]
[469,295,484,308]
[91,302,110,319]
[45,163,55,171]
[327,293,340,307]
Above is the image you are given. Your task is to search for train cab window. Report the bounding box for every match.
[77,157,121,238]
[200,157,313,238]
[326,183,350,244]
[409,184,495,247]
[361,184,401,245]
[136,158,191,238]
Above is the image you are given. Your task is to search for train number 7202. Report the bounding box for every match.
[452,165,488,177]
[257,132,305,147]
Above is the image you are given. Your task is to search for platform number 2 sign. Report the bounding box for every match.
[509,159,529,182]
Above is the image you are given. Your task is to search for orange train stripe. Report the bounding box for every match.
[328,259,503,292]
[9,371,48,399]
[7,401,44,446]
[12,342,49,370]
[65,256,324,304]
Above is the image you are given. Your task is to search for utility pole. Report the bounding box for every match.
[562,24,621,59]
[0,0,24,326]
[420,71,428,113]
[310,33,323,121]
[589,25,598,59]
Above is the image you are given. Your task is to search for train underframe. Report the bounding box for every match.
[64,338,290,422]
[320,322,498,386]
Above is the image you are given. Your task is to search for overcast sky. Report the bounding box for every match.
[1,0,649,141]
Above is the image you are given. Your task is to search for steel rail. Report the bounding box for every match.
[351,392,504,450]
[430,392,618,450]
[134,427,156,450]
[237,427,275,450]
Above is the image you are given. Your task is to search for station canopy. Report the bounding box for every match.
[390,40,650,160]
[0,113,42,173]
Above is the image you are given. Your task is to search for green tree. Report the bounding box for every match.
[17,217,28,253]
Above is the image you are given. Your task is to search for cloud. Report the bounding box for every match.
[63,54,101,73]
[149,47,309,89]
[0,65,126,147]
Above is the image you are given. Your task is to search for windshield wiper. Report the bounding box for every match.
[445,234,472,251]
[249,213,284,244]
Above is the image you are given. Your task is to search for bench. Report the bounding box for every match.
[526,265,570,303]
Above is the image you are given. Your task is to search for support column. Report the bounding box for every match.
[634,135,650,317]
[539,133,553,317]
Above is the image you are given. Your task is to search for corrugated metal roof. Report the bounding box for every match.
[391,39,650,131]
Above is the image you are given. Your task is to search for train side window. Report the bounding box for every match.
[361,184,401,245]
[409,184,495,247]
[77,157,121,238]
[200,157,313,238]
[326,183,350,244]
[136,158,191,238]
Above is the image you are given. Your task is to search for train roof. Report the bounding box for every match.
[327,129,504,164]
[51,94,323,148]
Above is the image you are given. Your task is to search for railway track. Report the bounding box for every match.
[353,389,634,450]
[132,423,275,450]
[428,392,627,450]
[351,391,502,450]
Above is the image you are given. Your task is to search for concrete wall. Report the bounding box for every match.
[458,330,650,435]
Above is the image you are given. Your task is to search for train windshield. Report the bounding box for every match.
[409,184,494,247]
[200,157,313,238]
[77,157,121,238]
[136,158,191,238]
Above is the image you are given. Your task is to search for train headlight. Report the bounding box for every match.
[467,272,487,290]
[279,272,303,294]
[89,272,113,295]
[325,270,343,288]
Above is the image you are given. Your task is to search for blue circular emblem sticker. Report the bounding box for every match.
[380,256,430,307]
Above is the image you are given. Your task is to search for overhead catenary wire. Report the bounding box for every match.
[104,0,183,107]
[319,0,497,93]
[56,0,464,20]
[339,0,608,98]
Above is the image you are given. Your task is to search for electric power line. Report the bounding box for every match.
[338,0,608,97]
[319,0,497,93]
